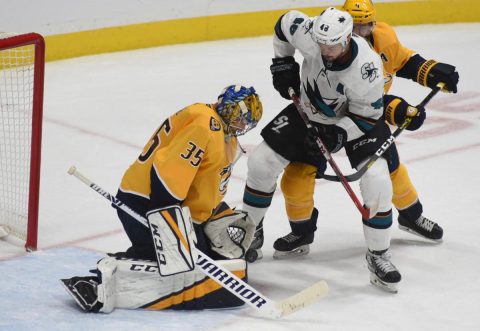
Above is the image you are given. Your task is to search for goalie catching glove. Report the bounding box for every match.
[203,202,256,259]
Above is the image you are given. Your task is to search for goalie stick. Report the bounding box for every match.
[289,88,373,220]
[319,83,444,182]
[67,166,328,318]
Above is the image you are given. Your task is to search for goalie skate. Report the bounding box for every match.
[398,214,443,242]
[273,232,313,259]
[61,276,103,312]
[366,249,401,294]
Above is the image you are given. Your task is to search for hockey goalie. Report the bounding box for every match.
[61,85,263,312]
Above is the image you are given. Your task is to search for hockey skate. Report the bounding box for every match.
[61,276,103,312]
[366,249,401,293]
[273,232,314,259]
[398,214,443,241]
[245,220,264,263]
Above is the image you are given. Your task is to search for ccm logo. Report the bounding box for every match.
[352,138,377,150]
[130,264,159,272]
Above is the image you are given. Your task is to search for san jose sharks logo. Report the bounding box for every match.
[361,62,379,82]
[304,80,339,117]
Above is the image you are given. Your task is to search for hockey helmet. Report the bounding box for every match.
[311,7,353,49]
[343,0,376,24]
[216,85,263,136]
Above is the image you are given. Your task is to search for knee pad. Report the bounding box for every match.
[390,163,419,210]
[281,163,316,221]
[360,158,392,213]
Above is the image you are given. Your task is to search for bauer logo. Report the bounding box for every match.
[210,117,221,131]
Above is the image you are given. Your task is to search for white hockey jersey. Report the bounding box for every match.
[274,10,385,141]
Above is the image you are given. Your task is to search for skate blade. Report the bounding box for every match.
[398,225,443,243]
[369,273,398,294]
[273,245,310,260]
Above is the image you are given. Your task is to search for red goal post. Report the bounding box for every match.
[0,33,45,251]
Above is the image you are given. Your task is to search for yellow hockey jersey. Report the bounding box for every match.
[370,22,415,93]
[120,103,238,223]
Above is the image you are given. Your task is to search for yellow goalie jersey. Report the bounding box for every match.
[120,103,238,223]
[371,22,415,93]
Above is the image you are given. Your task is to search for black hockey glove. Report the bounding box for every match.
[305,125,347,157]
[270,56,300,100]
[425,62,459,93]
[384,95,426,131]
[398,55,459,93]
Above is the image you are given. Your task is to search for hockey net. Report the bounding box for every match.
[0,33,45,251]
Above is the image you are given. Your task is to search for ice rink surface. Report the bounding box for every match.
[1,23,480,330]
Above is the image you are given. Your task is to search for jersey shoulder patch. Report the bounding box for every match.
[360,61,381,83]
[210,117,221,132]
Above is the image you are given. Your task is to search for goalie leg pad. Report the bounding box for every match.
[85,256,247,311]
[147,205,198,276]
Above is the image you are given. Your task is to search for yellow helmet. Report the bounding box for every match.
[342,0,376,24]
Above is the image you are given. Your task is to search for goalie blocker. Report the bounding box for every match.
[146,205,198,276]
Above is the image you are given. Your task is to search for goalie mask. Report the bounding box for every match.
[216,85,263,137]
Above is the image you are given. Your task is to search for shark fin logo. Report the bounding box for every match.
[304,81,338,117]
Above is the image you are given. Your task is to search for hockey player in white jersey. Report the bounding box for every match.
[243,7,407,292]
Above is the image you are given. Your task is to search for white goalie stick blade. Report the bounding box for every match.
[67,166,330,318]
[275,280,329,317]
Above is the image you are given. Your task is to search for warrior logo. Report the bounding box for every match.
[361,62,379,82]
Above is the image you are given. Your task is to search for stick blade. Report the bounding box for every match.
[276,280,329,317]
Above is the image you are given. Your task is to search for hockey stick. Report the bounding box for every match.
[67,166,328,318]
[320,83,444,182]
[289,88,372,219]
